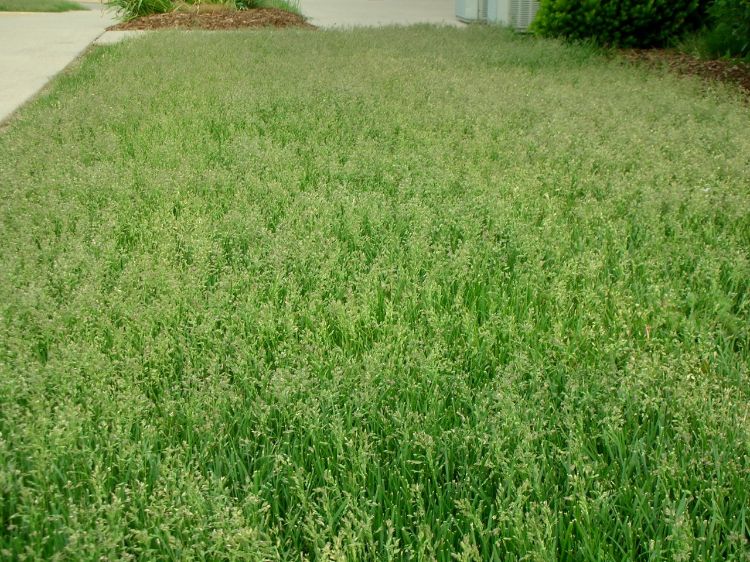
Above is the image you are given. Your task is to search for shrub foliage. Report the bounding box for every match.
[705,0,750,58]
[532,0,708,47]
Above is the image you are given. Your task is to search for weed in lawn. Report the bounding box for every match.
[0,27,749,561]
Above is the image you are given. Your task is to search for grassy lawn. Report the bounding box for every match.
[1,27,749,560]
[0,0,85,11]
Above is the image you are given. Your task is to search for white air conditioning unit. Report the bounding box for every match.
[487,0,540,31]
[455,0,488,23]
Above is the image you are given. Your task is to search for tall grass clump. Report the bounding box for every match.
[255,0,299,14]
[108,0,299,19]
[234,0,299,12]
[1,26,749,561]
[107,0,172,19]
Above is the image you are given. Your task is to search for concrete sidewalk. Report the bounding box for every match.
[0,5,116,123]
[300,0,462,28]
[0,0,460,122]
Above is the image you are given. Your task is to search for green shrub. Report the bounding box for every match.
[705,0,750,58]
[532,0,709,47]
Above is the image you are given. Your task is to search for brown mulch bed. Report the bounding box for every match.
[110,8,314,31]
[619,49,750,97]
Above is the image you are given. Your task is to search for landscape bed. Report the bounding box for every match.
[0,27,749,561]
[110,8,312,31]
[619,48,750,98]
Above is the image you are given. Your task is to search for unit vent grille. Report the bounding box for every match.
[510,0,539,30]
[479,0,488,20]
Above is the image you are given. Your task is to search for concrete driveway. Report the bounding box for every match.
[0,4,116,123]
[299,0,462,28]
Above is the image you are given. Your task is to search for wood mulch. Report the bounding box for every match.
[110,8,314,31]
[618,48,750,98]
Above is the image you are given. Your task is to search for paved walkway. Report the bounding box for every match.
[299,0,461,28]
[0,4,116,123]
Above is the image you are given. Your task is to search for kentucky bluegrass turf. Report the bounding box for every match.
[1,27,749,560]
[0,0,84,12]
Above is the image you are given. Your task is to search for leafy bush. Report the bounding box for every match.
[705,0,750,58]
[532,0,709,47]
